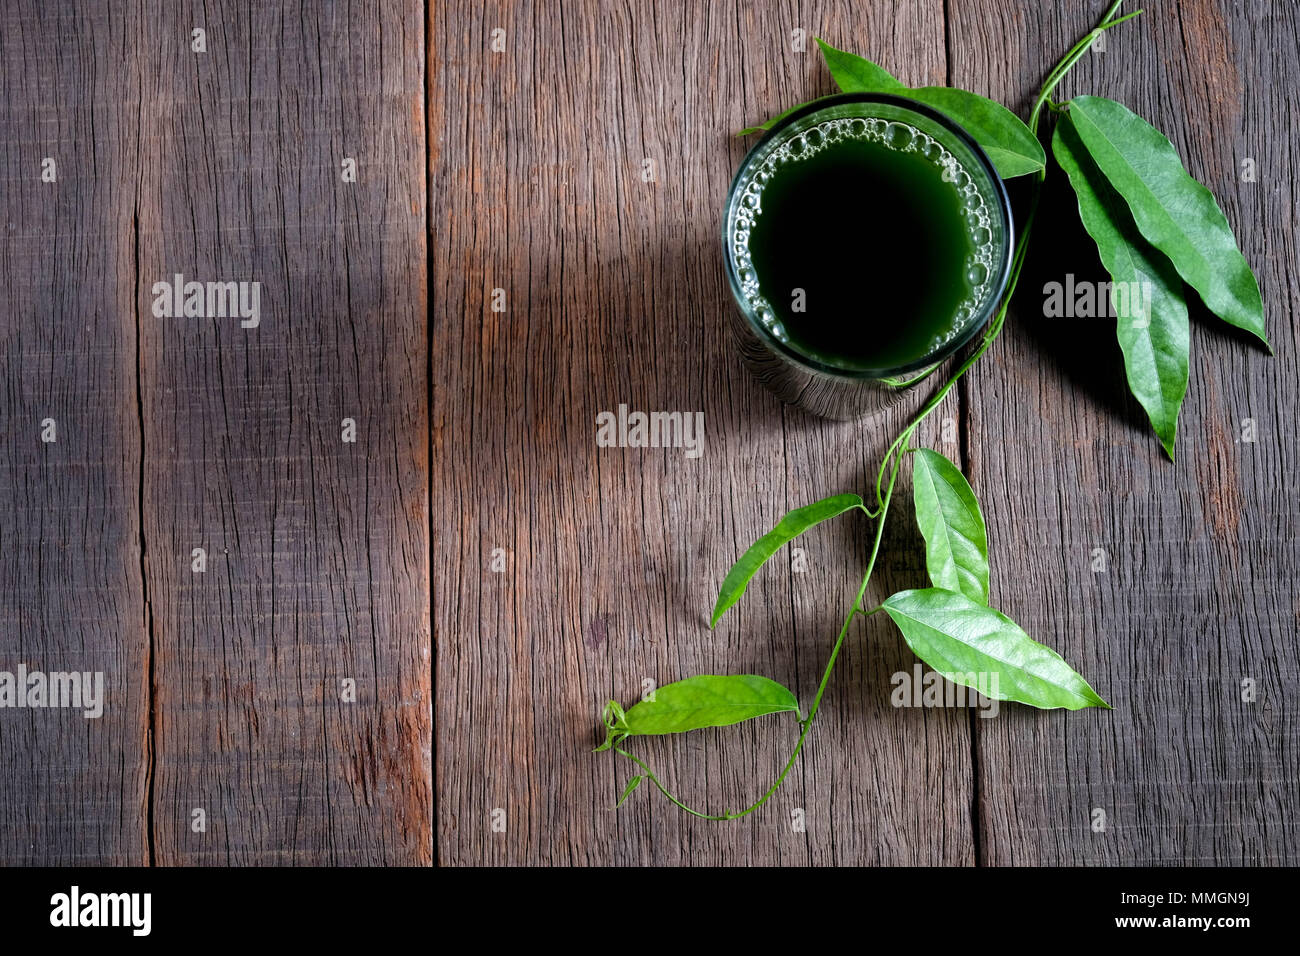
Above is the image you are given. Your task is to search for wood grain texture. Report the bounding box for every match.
[1,0,431,864]
[433,0,972,866]
[0,0,149,865]
[436,0,1298,867]
[135,0,430,864]
[2,0,1294,868]
[952,0,1300,864]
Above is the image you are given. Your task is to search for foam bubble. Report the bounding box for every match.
[731,115,1000,359]
[885,122,913,149]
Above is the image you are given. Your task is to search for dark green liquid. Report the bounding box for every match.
[747,133,980,371]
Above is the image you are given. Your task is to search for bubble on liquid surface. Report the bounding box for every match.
[730,112,1003,363]
[885,123,913,150]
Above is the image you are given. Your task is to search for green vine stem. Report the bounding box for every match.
[616,1,1140,820]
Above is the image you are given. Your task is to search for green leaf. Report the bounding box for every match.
[813,40,1044,179]
[905,87,1046,179]
[881,588,1110,710]
[1066,95,1268,348]
[622,675,801,736]
[1053,113,1190,459]
[737,98,819,136]
[911,449,989,604]
[614,775,644,808]
[815,38,907,93]
[711,492,863,627]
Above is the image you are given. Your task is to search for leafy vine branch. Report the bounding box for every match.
[597,1,1269,820]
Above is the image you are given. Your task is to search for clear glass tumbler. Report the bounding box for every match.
[722,92,1015,420]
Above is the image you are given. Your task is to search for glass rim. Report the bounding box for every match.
[722,91,1016,381]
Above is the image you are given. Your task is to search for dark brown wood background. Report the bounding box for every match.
[1,0,1294,867]
[1,0,429,865]
[433,0,1298,867]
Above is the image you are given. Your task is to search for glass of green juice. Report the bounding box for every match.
[723,92,1014,420]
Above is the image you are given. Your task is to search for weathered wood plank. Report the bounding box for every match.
[952,0,1300,864]
[0,1,149,865]
[783,2,975,868]
[5,0,1292,869]
[136,0,430,864]
[433,0,972,865]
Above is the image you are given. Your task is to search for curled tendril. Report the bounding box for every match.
[594,700,629,752]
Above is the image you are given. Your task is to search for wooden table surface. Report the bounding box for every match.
[3,1,1296,867]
